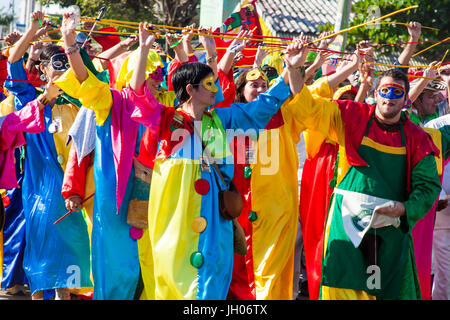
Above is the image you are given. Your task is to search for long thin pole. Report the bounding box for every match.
[309,5,419,45]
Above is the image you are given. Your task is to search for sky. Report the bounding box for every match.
[0,0,23,22]
[0,0,19,13]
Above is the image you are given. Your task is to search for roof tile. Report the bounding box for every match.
[256,0,338,37]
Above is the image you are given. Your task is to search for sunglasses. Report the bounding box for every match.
[42,53,70,72]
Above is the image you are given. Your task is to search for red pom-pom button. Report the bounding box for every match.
[194,178,210,195]
[129,227,143,240]
[2,195,11,207]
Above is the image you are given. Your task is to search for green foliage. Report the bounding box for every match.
[40,0,200,28]
[348,0,449,61]
[0,10,14,26]
[41,0,157,26]
[318,23,334,32]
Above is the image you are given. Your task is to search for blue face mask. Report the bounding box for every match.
[378,84,405,100]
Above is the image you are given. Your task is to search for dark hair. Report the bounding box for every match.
[375,69,410,95]
[39,45,65,65]
[261,65,278,81]
[171,62,213,103]
[234,69,251,103]
[37,45,65,75]
[234,69,269,103]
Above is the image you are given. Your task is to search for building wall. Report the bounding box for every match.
[199,0,240,29]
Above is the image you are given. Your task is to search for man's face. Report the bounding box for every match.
[375,76,407,122]
[416,90,445,116]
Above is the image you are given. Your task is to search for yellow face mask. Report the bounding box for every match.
[201,76,218,93]
[246,68,269,83]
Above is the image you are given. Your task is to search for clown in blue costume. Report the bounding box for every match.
[5,11,92,299]
[55,13,176,299]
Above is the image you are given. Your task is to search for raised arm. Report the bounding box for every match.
[60,12,89,83]
[282,38,308,95]
[305,31,336,83]
[4,31,21,47]
[218,29,252,75]
[409,62,439,103]
[182,23,196,56]
[129,22,157,95]
[8,11,45,63]
[355,48,375,103]
[166,33,189,63]
[96,35,138,70]
[397,22,421,67]
[305,50,332,84]
[25,41,45,74]
[252,45,268,68]
[327,41,369,90]
[198,27,219,81]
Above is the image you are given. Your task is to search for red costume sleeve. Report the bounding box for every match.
[135,128,159,169]
[92,27,121,51]
[61,144,91,199]
[213,68,236,109]
[27,66,46,88]
[335,100,374,167]
[166,55,198,92]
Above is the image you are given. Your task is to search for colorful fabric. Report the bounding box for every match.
[299,140,338,300]
[58,55,180,299]
[227,76,334,300]
[112,50,164,91]
[1,155,28,290]
[0,97,43,290]
[130,75,290,299]
[0,100,45,189]
[5,59,92,296]
[57,67,163,299]
[92,27,121,51]
[214,2,262,68]
[410,123,450,300]
[298,77,336,300]
[288,86,441,299]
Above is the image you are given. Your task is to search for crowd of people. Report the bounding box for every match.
[0,8,449,300]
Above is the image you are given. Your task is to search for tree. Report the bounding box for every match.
[153,0,200,28]
[0,11,14,26]
[347,0,450,61]
[41,0,156,24]
[40,0,200,27]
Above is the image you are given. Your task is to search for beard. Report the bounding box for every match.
[376,100,404,121]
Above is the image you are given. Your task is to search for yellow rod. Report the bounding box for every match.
[438,49,449,66]
[412,36,450,57]
[366,21,438,31]
[76,28,137,36]
[310,5,419,45]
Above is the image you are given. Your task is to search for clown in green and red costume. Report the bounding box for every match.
[288,68,443,299]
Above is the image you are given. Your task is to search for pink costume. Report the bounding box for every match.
[0,99,45,189]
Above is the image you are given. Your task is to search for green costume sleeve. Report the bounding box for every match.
[439,125,450,160]
[403,154,441,230]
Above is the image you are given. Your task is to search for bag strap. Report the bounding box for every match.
[186,117,228,188]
